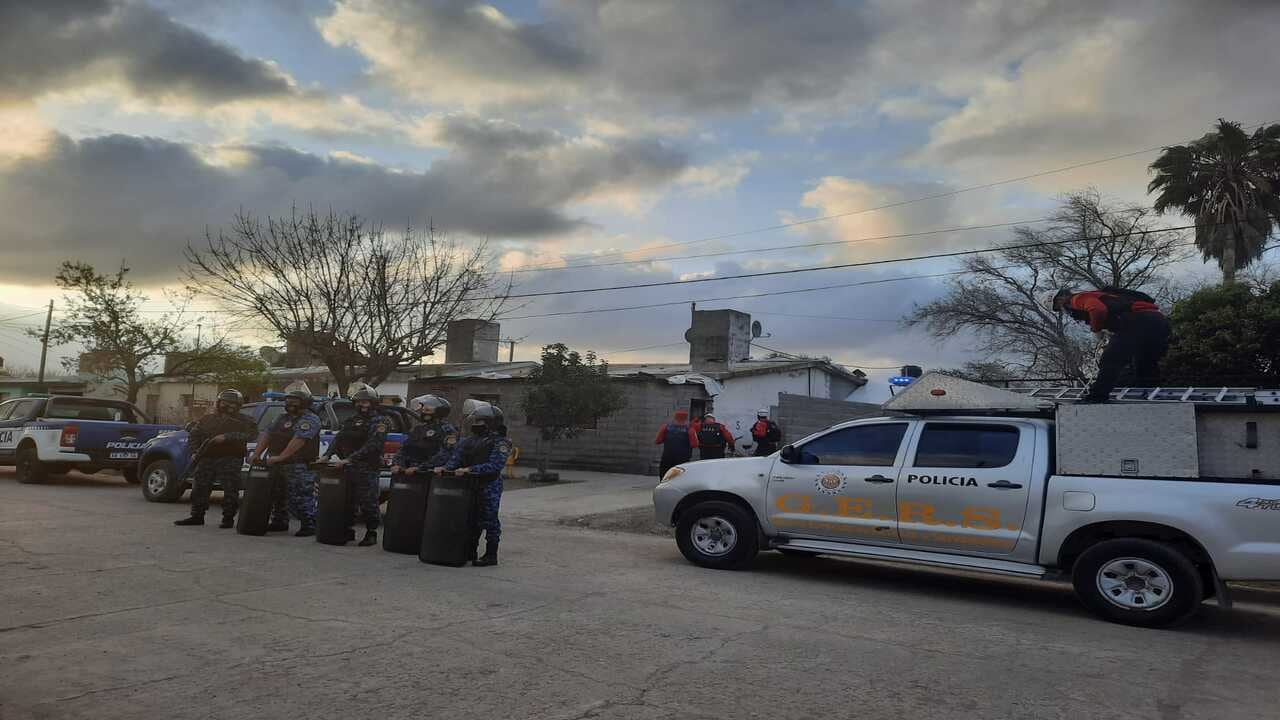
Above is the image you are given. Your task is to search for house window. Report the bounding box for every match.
[145,394,160,420]
[181,394,193,408]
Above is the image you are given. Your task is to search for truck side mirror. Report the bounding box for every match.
[779,445,798,464]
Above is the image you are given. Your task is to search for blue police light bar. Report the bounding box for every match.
[889,376,916,387]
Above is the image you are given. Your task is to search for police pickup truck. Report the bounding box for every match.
[0,395,178,484]
[654,374,1280,628]
[136,393,416,502]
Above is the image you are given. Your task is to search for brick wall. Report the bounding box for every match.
[406,376,710,476]
[773,393,891,444]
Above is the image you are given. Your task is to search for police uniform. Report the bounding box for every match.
[443,433,512,546]
[265,409,322,529]
[187,411,257,521]
[329,409,390,531]
[395,420,459,471]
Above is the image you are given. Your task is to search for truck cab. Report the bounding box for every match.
[137,394,417,502]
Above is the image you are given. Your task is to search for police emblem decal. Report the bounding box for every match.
[815,470,847,496]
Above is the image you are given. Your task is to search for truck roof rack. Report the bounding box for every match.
[1007,387,1280,405]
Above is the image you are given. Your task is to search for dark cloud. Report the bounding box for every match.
[0,0,293,105]
[0,128,688,283]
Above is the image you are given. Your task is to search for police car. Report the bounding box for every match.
[0,395,179,484]
[136,392,416,502]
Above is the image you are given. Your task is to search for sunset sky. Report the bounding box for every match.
[2,0,1277,386]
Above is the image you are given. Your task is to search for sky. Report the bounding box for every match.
[1,0,1278,391]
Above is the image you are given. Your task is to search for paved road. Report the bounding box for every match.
[2,470,1278,720]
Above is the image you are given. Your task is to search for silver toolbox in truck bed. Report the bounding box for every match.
[1056,403,1199,478]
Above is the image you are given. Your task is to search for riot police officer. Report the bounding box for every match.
[174,389,257,528]
[392,395,458,476]
[248,388,322,536]
[327,387,388,546]
[437,402,511,566]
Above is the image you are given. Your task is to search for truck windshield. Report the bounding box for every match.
[45,399,136,423]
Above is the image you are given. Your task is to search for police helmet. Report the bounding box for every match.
[216,388,244,411]
[464,403,504,432]
[1049,287,1075,312]
[351,387,379,404]
[411,394,451,420]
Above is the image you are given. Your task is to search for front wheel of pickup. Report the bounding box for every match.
[1072,538,1203,629]
[675,500,759,570]
[141,459,184,502]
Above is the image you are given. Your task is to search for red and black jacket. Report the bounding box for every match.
[1066,288,1162,333]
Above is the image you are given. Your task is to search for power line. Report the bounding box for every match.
[749,311,899,324]
[749,341,903,370]
[598,341,687,355]
[485,224,1200,301]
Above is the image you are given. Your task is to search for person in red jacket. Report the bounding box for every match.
[694,413,735,460]
[655,409,698,479]
[1052,286,1171,402]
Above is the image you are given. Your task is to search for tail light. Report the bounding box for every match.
[60,425,79,448]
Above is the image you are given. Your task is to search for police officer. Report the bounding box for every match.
[437,403,511,567]
[248,388,321,536]
[750,410,782,456]
[324,387,389,546]
[694,413,735,460]
[654,409,698,479]
[392,395,458,476]
[174,389,257,528]
[1052,287,1172,402]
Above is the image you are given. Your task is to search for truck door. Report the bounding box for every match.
[0,399,39,458]
[897,421,1034,555]
[766,421,912,544]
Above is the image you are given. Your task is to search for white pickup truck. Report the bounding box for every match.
[653,374,1280,628]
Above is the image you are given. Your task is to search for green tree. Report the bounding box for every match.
[521,344,626,477]
[39,261,249,403]
[1149,119,1280,284]
[1161,281,1280,386]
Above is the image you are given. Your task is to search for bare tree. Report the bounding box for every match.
[38,262,249,402]
[905,189,1191,384]
[185,209,512,395]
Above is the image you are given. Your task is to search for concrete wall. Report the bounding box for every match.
[87,379,220,424]
[713,368,844,452]
[406,377,710,476]
[773,393,891,445]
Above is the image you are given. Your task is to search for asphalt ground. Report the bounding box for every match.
[2,469,1278,720]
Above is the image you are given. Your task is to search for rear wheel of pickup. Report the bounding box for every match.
[141,459,184,502]
[15,447,46,484]
[675,500,759,570]
[1072,538,1202,628]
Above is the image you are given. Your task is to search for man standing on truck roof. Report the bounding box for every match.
[249,388,322,537]
[174,389,257,528]
[326,387,388,547]
[1052,287,1172,402]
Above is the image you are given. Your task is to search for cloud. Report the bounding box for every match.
[0,126,690,284]
[0,1,293,106]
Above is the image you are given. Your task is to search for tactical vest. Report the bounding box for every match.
[334,412,376,457]
[266,413,320,462]
[195,412,256,458]
[662,423,693,459]
[402,422,453,465]
[460,434,500,483]
[697,422,726,448]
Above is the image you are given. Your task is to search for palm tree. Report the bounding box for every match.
[1149,119,1280,284]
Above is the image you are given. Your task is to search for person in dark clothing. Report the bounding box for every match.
[695,413,735,460]
[393,394,458,477]
[248,388,322,536]
[750,410,782,456]
[326,386,388,546]
[1053,287,1172,402]
[438,402,511,566]
[655,409,698,479]
[174,389,257,528]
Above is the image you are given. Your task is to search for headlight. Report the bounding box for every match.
[659,466,685,484]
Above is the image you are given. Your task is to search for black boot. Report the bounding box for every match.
[358,530,377,547]
[174,514,204,526]
[295,523,315,538]
[219,515,235,529]
[474,539,499,567]
[267,518,289,533]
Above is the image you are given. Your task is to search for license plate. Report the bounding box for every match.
[109,452,139,460]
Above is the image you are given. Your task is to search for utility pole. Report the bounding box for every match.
[37,300,53,384]
[501,338,518,362]
[190,322,202,414]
